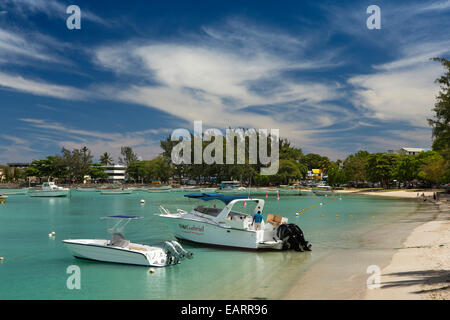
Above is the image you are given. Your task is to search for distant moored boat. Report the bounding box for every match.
[75,187,99,192]
[100,189,133,195]
[29,182,70,198]
[0,189,29,195]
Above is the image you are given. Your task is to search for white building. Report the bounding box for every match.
[388,147,428,156]
[101,164,127,183]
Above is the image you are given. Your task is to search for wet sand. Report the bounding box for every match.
[365,201,449,300]
[283,199,449,300]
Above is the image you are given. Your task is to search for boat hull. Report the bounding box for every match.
[29,190,69,197]
[160,216,283,250]
[0,190,28,195]
[100,190,132,195]
[75,188,98,192]
[62,239,169,267]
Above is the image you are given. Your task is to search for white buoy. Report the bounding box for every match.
[149,268,155,273]
[320,203,323,206]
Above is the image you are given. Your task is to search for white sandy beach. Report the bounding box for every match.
[283,191,449,300]
[365,201,449,300]
[334,189,438,198]
[358,190,437,198]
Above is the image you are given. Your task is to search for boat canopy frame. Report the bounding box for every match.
[101,216,142,235]
[218,198,265,222]
[184,192,248,204]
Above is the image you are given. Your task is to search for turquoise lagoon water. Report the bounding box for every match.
[0,190,419,299]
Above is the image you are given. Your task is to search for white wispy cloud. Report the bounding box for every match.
[0,134,28,145]
[0,72,87,100]
[92,19,350,153]
[419,0,450,12]
[363,128,433,153]
[0,134,39,163]
[17,118,167,162]
[348,45,446,127]
[0,28,68,65]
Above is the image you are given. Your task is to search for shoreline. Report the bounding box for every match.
[335,188,445,198]
[283,198,449,300]
[365,200,449,300]
[355,190,439,199]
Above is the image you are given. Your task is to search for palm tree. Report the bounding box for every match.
[99,152,113,166]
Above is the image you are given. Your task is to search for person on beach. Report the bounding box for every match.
[252,211,263,230]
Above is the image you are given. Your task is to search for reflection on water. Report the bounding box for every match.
[0,190,417,299]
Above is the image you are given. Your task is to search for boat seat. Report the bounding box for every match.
[128,245,147,251]
[110,233,130,248]
[228,211,247,220]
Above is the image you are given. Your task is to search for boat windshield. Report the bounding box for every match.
[194,206,222,217]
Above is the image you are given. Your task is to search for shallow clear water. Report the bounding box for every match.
[0,190,418,299]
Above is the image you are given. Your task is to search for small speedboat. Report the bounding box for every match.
[29,182,70,197]
[63,215,193,267]
[200,188,218,192]
[157,193,311,251]
[0,195,7,204]
[146,186,172,193]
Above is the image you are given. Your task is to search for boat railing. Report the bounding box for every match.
[159,205,171,215]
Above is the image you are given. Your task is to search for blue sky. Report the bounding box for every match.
[0,0,449,163]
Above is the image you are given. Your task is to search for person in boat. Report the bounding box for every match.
[252,211,263,230]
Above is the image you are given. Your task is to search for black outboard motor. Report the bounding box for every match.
[277,224,312,252]
[163,240,194,262]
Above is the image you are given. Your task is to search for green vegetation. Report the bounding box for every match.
[1,146,107,184]
[428,58,450,160]
[127,156,172,183]
[99,152,113,166]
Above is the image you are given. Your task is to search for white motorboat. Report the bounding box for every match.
[0,195,7,204]
[200,187,218,192]
[146,186,172,193]
[157,193,311,251]
[63,215,193,267]
[29,182,70,197]
[312,184,333,196]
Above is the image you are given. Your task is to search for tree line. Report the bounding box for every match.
[0,146,140,184]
